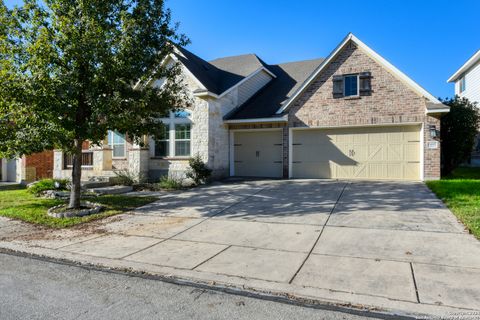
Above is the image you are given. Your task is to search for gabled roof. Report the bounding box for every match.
[225,58,324,120]
[209,54,268,93]
[447,49,480,83]
[174,47,274,96]
[275,33,444,115]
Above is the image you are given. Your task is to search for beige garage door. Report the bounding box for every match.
[292,126,421,180]
[234,130,283,178]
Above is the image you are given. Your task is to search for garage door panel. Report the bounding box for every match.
[405,144,420,162]
[292,125,421,181]
[234,131,283,178]
[293,161,331,178]
[405,163,420,180]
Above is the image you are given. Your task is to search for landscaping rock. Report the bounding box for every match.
[41,190,71,199]
[47,201,104,218]
[88,185,133,195]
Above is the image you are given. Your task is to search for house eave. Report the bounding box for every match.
[224,116,288,124]
[447,49,480,83]
[275,33,442,115]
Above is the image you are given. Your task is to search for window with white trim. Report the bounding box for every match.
[107,131,126,158]
[152,110,191,158]
[154,124,169,157]
[459,76,466,93]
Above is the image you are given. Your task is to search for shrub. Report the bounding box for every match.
[186,154,212,185]
[112,169,145,186]
[440,97,480,175]
[157,176,183,190]
[28,178,69,195]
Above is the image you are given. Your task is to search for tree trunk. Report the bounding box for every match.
[68,140,83,209]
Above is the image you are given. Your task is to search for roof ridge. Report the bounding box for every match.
[274,57,325,67]
[209,53,260,62]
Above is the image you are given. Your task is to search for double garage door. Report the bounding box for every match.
[233,125,421,181]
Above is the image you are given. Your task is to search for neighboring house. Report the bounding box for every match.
[53,33,448,182]
[447,49,480,166]
[1,151,54,183]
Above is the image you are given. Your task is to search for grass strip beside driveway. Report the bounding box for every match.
[0,185,157,228]
[426,167,480,239]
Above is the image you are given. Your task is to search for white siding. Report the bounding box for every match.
[237,70,272,106]
[456,61,480,105]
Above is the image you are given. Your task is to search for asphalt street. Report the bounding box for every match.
[0,252,391,320]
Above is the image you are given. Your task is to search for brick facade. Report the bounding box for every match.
[22,151,54,181]
[285,40,441,180]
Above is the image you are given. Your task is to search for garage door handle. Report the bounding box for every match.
[273,144,282,146]
[292,143,302,146]
[234,144,242,146]
[407,161,420,163]
[273,161,282,164]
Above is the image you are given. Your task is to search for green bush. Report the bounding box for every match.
[28,178,69,195]
[157,176,183,190]
[186,154,212,185]
[440,97,479,175]
[112,169,145,186]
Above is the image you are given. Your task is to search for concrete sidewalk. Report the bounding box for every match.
[1,179,479,318]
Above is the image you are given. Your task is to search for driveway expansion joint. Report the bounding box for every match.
[409,263,421,303]
[288,182,350,284]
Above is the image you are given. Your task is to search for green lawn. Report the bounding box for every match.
[426,167,480,239]
[0,184,157,228]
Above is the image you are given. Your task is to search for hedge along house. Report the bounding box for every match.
[53,33,448,182]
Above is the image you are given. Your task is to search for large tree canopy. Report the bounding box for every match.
[0,0,189,207]
[440,96,479,174]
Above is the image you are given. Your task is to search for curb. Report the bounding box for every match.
[0,247,416,320]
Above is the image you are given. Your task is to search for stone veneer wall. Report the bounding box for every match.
[148,63,210,180]
[286,40,441,180]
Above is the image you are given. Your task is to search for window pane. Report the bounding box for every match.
[175,124,191,140]
[174,110,191,118]
[344,76,358,96]
[175,141,190,156]
[158,124,169,140]
[155,141,169,157]
[113,145,125,157]
[113,132,125,144]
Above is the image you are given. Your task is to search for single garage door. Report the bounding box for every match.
[234,130,283,178]
[292,125,421,180]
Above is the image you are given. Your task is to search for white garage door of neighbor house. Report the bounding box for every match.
[234,130,283,178]
[292,125,421,181]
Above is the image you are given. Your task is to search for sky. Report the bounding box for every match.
[5,0,480,98]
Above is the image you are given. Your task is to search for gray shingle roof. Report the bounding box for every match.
[175,47,324,120]
[175,48,267,95]
[225,58,325,120]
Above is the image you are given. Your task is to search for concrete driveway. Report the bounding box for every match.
[3,179,480,317]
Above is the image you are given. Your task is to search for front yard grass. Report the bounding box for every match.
[426,167,480,239]
[0,184,157,228]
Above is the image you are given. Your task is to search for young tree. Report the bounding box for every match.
[0,0,189,208]
[440,96,479,174]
